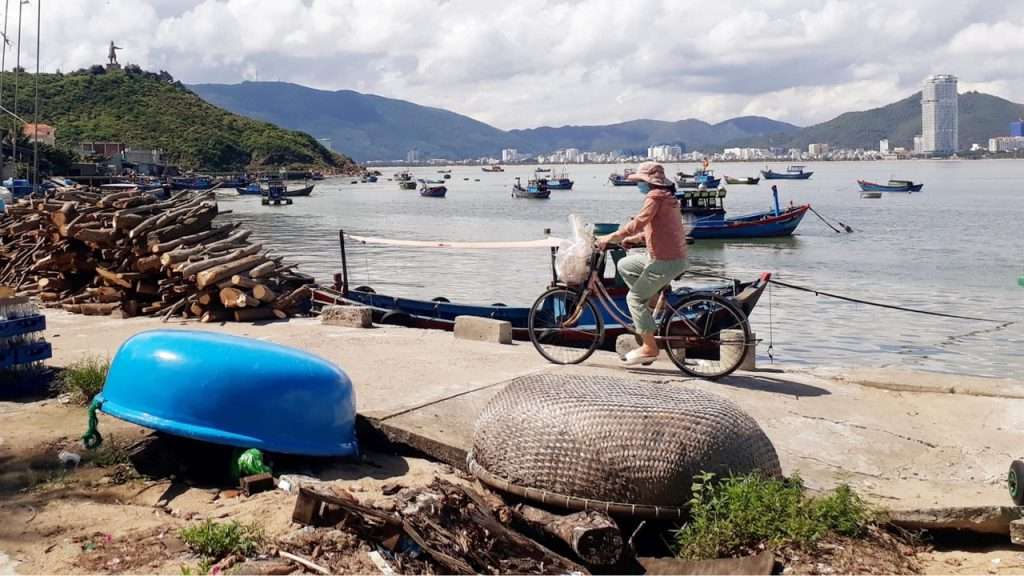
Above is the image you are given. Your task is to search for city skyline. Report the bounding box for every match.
[17,1,1024,130]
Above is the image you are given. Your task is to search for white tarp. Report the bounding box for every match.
[346,234,563,249]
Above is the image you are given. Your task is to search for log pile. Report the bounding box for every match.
[0,186,312,321]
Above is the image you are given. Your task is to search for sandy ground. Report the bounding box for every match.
[2,311,1024,573]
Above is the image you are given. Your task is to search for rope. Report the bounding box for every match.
[808,206,853,233]
[767,280,774,363]
[81,397,104,449]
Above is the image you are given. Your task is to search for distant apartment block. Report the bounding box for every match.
[406,149,420,163]
[988,137,1024,153]
[879,138,889,154]
[921,74,958,155]
[501,148,518,163]
[807,143,830,157]
[647,144,684,162]
[913,135,924,155]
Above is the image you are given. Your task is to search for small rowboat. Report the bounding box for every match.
[857,179,923,192]
[762,165,813,180]
[724,176,760,185]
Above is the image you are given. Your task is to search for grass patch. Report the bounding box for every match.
[56,356,109,404]
[675,473,874,560]
[180,520,263,561]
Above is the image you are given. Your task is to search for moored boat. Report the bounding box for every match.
[236,182,263,195]
[261,179,294,206]
[724,176,760,185]
[512,177,551,199]
[482,165,505,172]
[680,184,809,239]
[419,180,447,197]
[761,165,813,180]
[857,179,923,193]
[676,168,721,189]
[860,191,883,199]
[534,167,551,173]
[170,175,214,189]
[285,183,315,197]
[538,168,573,190]
[609,169,638,186]
[399,180,418,190]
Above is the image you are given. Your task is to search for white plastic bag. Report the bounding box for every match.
[555,215,594,284]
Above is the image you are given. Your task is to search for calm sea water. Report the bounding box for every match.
[220,161,1024,378]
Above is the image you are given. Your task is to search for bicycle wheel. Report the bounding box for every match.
[660,292,751,379]
[528,286,604,365]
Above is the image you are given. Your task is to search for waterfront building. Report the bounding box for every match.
[879,139,889,154]
[501,148,518,163]
[807,143,830,157]
[921,74,958,155]
[23,124,56,146]
[913,135,924,155]
[988,136,1024,153]
[406,149,420,163]
[647,144,684,162]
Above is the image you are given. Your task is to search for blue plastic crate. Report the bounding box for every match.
[0,346,14,369]
[0,314,46,338]
[14,341,52,365]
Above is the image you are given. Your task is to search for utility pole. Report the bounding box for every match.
[12,0,24,178]
[0,0,10,182]
[30,0,36,192]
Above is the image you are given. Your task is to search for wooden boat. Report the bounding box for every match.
[857,179,923,192]
[437,169,452,174]
[534,167,551,173]
[676,169,721,189]
[419,180,447,197]
[860,191,883,199]
[312,231,770,346]
[724,176,760,185]
[170,175,214,190]
[680,185,808,239]
[398,180,418,190]
[482,165,505,172]
[236,183,263,195]
[284,183,315,197]
[609,169,638,186]
[761,165,812,180]
[512,177,551,199]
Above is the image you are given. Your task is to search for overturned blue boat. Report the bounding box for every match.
[93,330,358,457]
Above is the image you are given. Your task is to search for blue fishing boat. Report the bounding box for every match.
[537,168,574,190]
[92,330,358,456]
[681,185,809,239]
[170,175,214,189]
[512,177,551,199]
[676,168,721,189]
[761,165,813,180]
[857,179,923,192]
[236,182,262,195]
[3,178,33,197]
[261,179,293,205]
[609,169,638,186]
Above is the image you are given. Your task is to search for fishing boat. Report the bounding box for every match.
[534,167,551,173]
[313,231,771,346]
[261,179,294,205]
[2,178,33,197]
[360,175,379,183]
[724,176,760,185]
[609,169,638,186]
[680,185,809,239]
[512,177,551,199]
[537,168,573,190]
[419,180,447,197]
[860,191,883,199]
[761,165,813,180]
[311,171,325,181]
[399,180,418,190]
[437,169,452,174]
[285,183,315,197]
[857,179,923,192]
[482,165,505,172]
[169,175,214,190]
[236,182,263,195]
[676,168,721,189]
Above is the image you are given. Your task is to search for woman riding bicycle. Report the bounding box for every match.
[596,161,688,365]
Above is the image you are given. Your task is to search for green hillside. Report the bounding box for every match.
[733,91,1024,151]
[0,66,356,171]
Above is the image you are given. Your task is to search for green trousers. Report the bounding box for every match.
[616,253,688,334]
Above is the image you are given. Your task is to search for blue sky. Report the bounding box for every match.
[17,0,1024,128]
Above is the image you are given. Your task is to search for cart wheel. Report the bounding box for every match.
[381,312,413,327]
[1010,460,1024,506]
[431,297,450,303]
[354,286,375,293]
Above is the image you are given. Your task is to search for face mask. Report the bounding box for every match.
[637,182,651,194]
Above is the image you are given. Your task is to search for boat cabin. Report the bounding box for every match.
[676,187,727,219]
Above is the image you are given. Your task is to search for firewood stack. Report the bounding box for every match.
[0,186,313,322]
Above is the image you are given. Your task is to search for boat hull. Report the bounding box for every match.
[761,170,812,180]
[689,205,809,239]
[724,177,760,185]
[97,330,358,456]
[609,177,637,186]
[512,186,550,199]
[541,178,574,190]
[236,186,262,195]
[857,180,923,192]
[420,186,447,197]
[285,184,315,197]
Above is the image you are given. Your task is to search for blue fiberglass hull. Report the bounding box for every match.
[96,330,358,457]
[542,178,574,190]
[689,205,809,239]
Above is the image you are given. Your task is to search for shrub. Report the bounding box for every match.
[180,520,263,560]
[57,356,109,404]
[675,473,874,560]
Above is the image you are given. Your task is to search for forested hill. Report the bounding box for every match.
[2,67,356,171]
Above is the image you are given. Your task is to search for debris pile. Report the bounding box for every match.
[0,186,312,321]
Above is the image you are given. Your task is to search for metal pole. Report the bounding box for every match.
[12,0,22,178]
[30,0,35,192]
[338,229,349,295]
[0,0,10,182]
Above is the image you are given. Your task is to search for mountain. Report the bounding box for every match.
[733,91,1024,151]
[190,81,800,161]
[9,67,354,171]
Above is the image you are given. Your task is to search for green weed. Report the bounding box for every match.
[180,520,263,561]
[675,472,874,559]
[56,356,109,404]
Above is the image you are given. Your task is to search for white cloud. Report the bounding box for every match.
[10,0,1024,128]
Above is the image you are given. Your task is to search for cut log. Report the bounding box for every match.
[177,244,263,278]
[219,287,247,309]
[272,286,311,313]
[62,302,120,316]
[511,505,623,566]
[201,308,231,323]
[134,255,163,274]
[37,276,65,291]
[230,274,258,289]
[248,261,277,279]
[195,254,267,290]
[253,284,277,303]
[95,266,133,289]
[89,286,123,303]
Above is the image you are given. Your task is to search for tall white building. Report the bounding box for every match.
[879,139,889,154]
[921,74,958,155]
[501,148,518,163]
[807,143,830,157]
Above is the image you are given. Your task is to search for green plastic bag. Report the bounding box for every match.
[232,448,271,478]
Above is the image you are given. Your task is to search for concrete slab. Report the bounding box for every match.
[453,316,512,344]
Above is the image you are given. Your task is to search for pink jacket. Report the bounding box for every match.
[618,189,687,261]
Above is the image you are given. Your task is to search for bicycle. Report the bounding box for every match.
[527,243,761,379]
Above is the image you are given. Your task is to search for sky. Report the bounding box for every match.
[11,0,1024,129]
